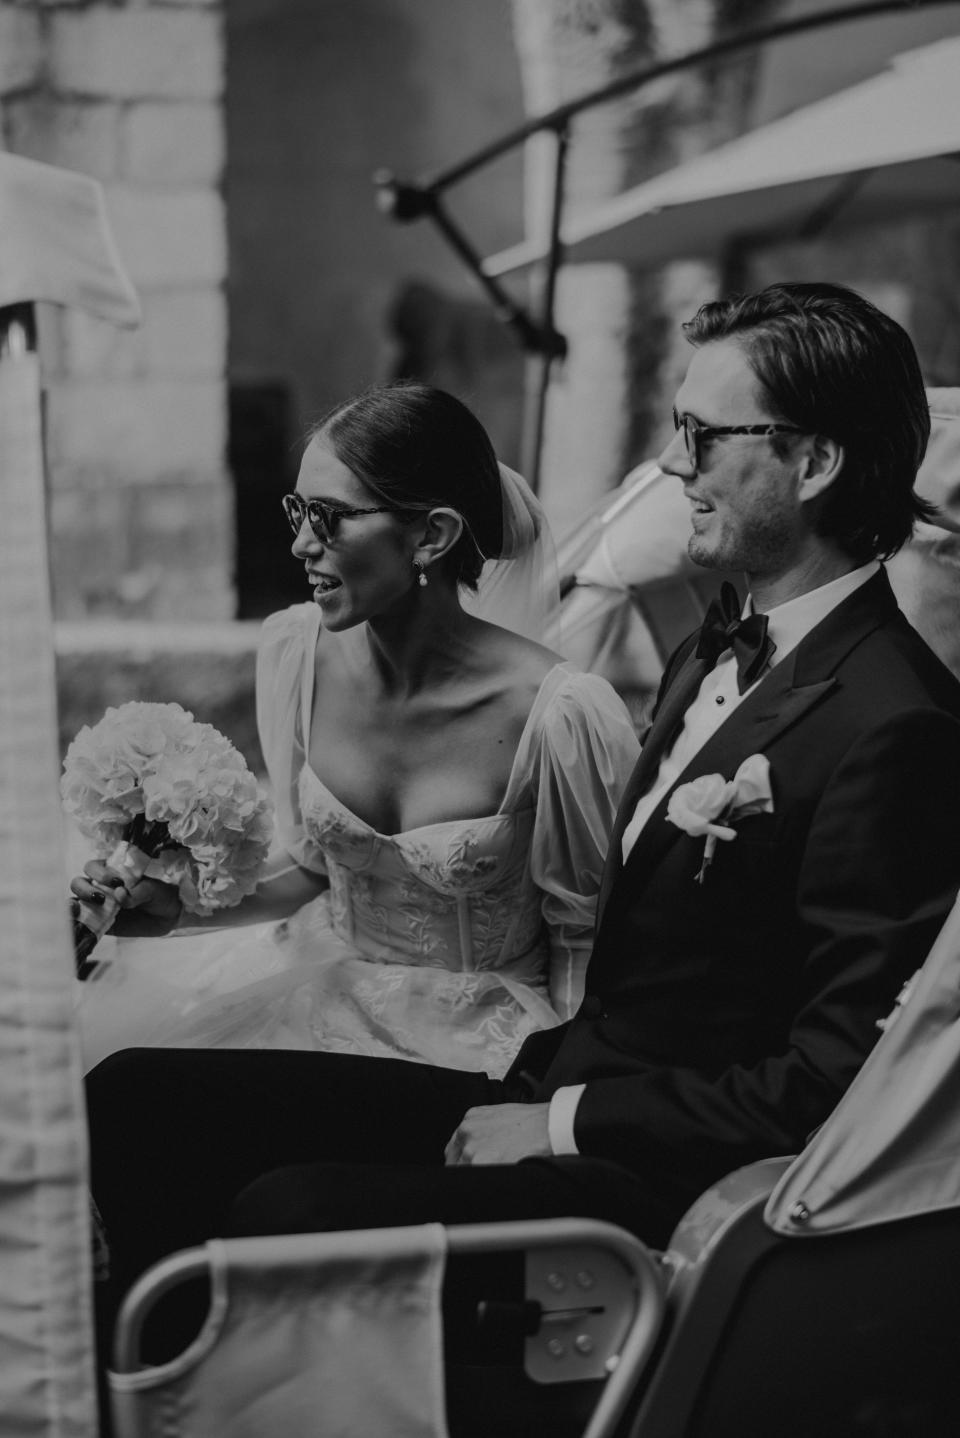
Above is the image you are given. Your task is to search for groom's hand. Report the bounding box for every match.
[444,1103,551,1166]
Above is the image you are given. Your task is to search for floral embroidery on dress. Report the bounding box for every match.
[267,723,588,1074]
[401,832,504,894]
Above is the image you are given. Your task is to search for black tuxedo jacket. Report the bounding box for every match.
[510,570,960,1209]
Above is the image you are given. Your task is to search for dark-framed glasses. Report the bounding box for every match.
[672,408,806,470]
[281,493,395,544]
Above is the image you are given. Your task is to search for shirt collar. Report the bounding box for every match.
[746,560,880,668]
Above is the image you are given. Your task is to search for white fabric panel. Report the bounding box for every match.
[110,1227,450,1438]
[0,344,98,1433]
[766,892,960,1236]
[0,152,139,324]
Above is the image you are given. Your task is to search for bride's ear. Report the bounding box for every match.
[412,507,464,569]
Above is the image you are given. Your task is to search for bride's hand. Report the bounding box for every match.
[70,860,183,936]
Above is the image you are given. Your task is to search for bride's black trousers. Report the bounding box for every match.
[87,1048,496,1301]
[86,1046,670,1379]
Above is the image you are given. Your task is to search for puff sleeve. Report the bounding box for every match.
[530,671,640,1018]
[255,603,328,875]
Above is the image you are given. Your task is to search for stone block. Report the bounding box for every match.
[0,4,42,95]
[54,622,263,773]
[50,7,223,100]
[56,307,142,380]
[57,287,226,379]
[45,377,227,481]
[49,477,236,624]
[141,288,226,377]
[4,96,121,179]
[123,101,224,184]
[105,185,227,286]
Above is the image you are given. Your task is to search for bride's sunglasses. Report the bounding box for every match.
[282,493,396,544]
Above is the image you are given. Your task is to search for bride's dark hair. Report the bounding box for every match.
[312,383,504,589]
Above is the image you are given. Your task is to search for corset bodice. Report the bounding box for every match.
[298,765,546,974]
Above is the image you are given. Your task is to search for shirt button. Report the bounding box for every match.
[580,995,604,1019]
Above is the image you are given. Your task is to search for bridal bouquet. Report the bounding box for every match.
[62,701,273,976]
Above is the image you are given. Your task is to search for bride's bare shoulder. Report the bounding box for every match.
[478,622,565,688]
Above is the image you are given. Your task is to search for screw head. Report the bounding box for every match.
[546,1338,565,1358]
[546,1271,566,1292]
[575,1334,594,1355]
[576,1269,595,1289]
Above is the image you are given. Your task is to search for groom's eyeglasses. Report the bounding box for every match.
[673,409,806,470]
[282,493,396,544]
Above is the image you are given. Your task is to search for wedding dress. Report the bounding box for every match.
[77,604,640,1077]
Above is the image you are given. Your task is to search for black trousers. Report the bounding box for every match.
[86,1046,677,1376]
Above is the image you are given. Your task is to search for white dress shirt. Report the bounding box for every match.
[547,561,880,1155]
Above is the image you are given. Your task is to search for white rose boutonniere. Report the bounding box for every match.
[666,754,774,883]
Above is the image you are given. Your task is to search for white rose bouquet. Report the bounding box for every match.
[62,701,273,977]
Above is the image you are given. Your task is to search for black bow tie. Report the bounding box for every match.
[696,581,774,694]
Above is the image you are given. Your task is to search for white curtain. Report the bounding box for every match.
[0,335,98,1434]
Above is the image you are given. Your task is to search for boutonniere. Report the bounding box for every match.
[666,754,774,883]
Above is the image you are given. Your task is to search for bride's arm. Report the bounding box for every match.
[70,853,329,939]
[532,672,641,1019]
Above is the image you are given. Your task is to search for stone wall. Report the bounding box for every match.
[0,0,232,622]
[54,620,263,772]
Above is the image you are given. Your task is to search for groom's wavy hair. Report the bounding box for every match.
[684,281,935,563]
[310,382,504,589]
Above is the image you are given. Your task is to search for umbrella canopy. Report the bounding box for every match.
[484,37,960,277]
[765,890,960,1236]
[0,151,140,323]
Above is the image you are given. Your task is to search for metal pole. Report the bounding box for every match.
[521,123,570,494]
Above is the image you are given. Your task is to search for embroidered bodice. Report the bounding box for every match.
[257,604,641,1025]
[300,765,545,980]
[77,607,641,1079]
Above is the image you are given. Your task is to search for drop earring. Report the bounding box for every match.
[414,559,428,588]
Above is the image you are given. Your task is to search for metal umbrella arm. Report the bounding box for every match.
[374,0,960,277]
[374,159,568,363]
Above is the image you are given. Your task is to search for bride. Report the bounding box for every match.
[72,383,640,1077]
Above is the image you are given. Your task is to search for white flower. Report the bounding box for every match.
[61,701,274,916]
[667,754,774,883]
[666,773,737,840]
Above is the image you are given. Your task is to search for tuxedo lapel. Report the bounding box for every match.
[601,568,897,916]
[596,648,707,922]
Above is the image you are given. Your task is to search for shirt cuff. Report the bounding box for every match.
[547,1084,586,1155]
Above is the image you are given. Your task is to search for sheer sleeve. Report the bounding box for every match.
[255,603,328,875]
[530,670,640,1018]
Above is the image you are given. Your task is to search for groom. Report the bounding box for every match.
[88,282,960,1270]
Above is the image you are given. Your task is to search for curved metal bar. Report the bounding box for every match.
[375,0,960,491]
[521,121,571,486]
[410,0,960,197]
[112,1249,212,1373]
[111,1217,665,1438]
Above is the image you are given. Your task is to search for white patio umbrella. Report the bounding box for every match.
[483,37,960,278]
